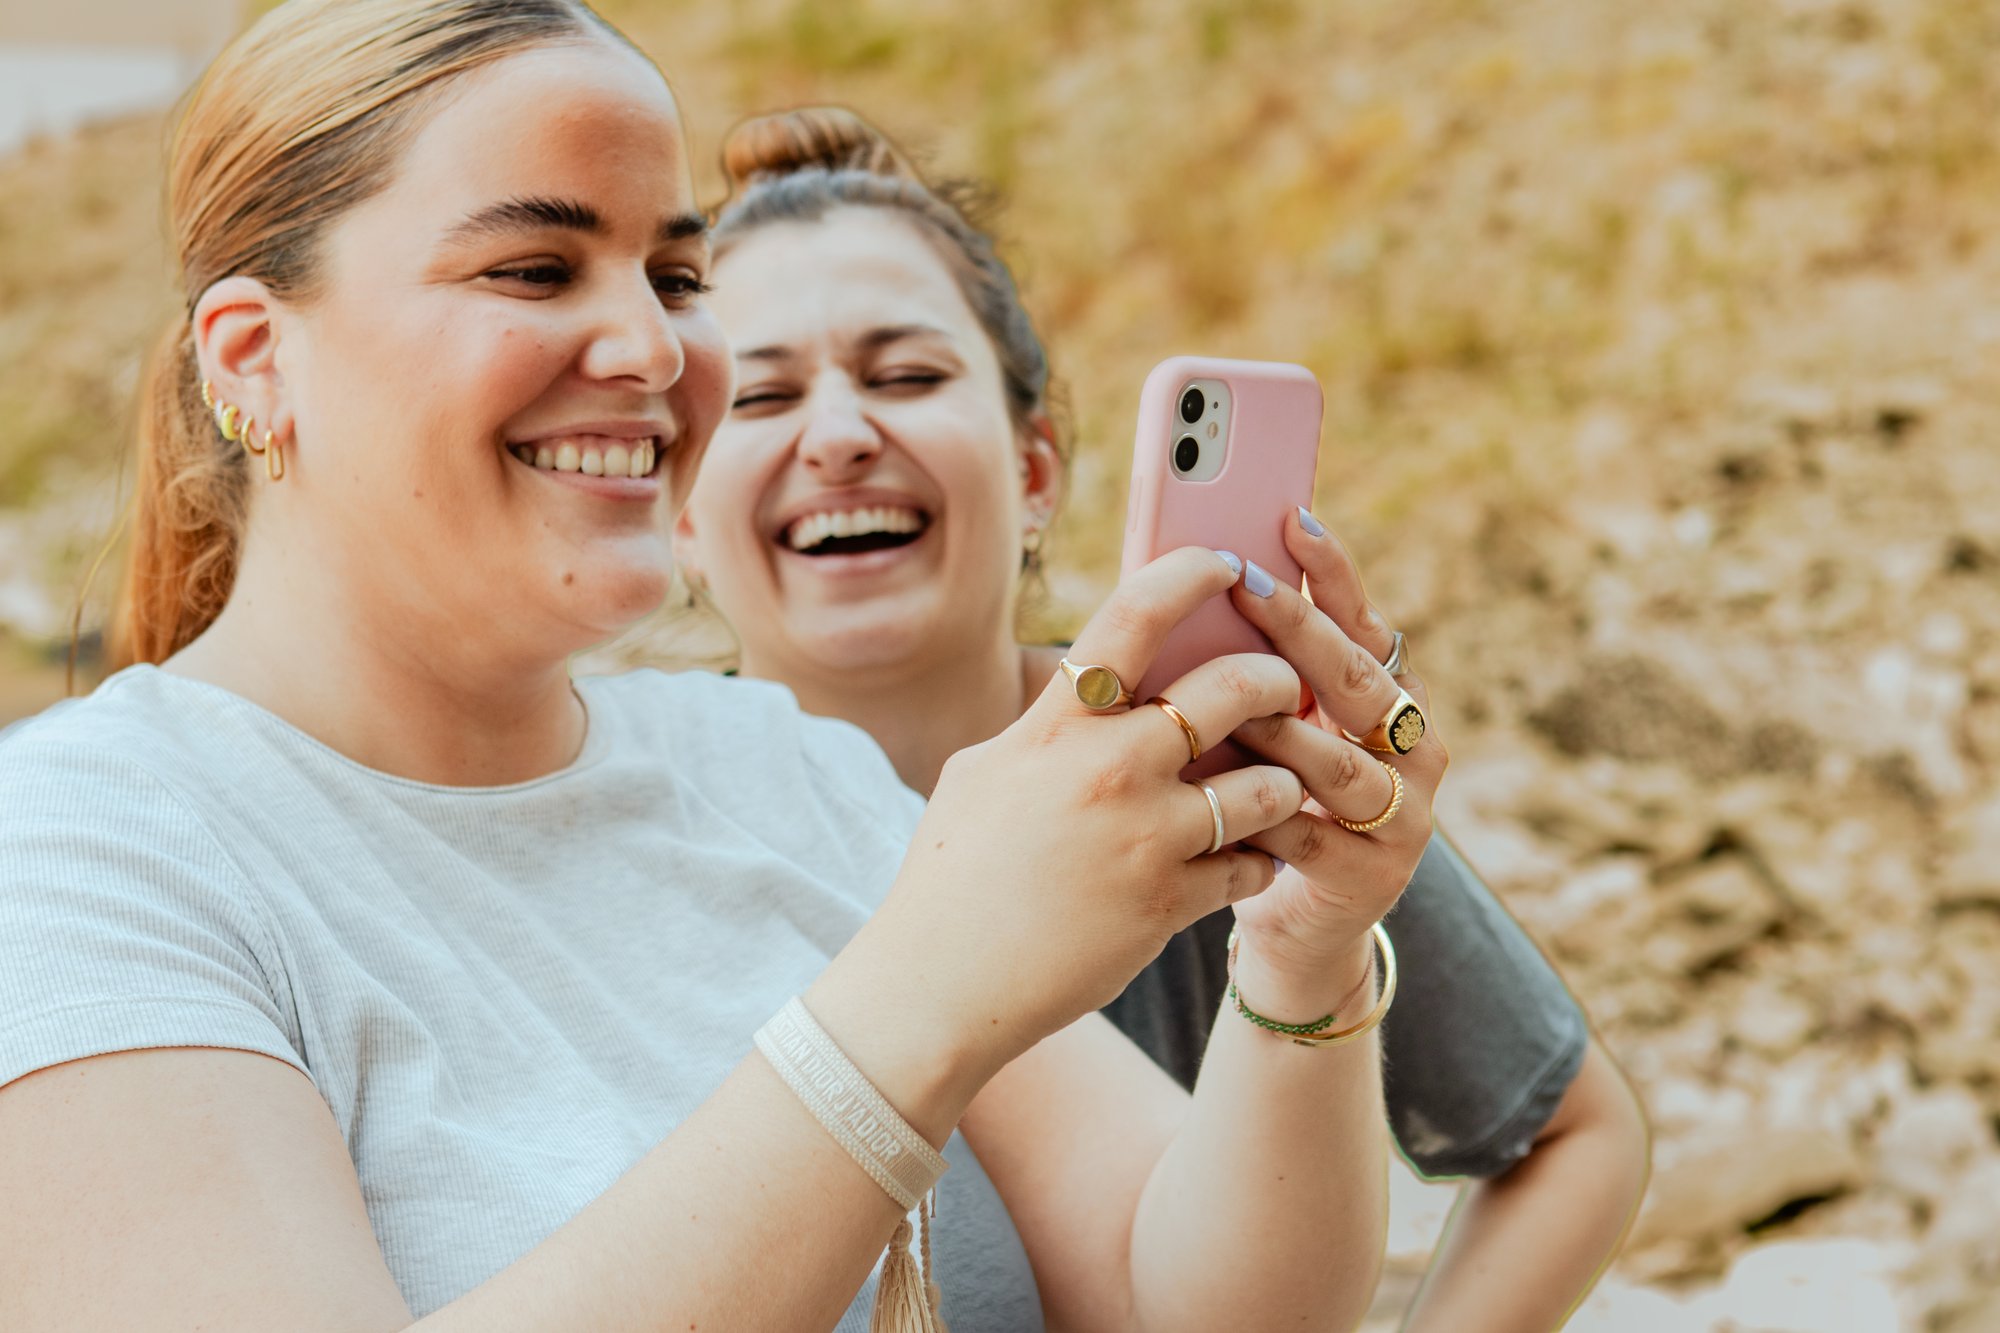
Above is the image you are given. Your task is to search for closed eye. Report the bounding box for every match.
[485,262,571,292]
[732,386,800,412]
[871,370,947,393]
[480,264,712,306]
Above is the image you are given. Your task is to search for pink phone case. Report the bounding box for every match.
[1121,356,1323,779]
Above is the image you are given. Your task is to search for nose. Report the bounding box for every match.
[797,380,884,481]
[578,271,686,392]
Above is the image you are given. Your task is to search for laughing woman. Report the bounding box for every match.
[674,108,1652,1332]
[0,4,1458,1331]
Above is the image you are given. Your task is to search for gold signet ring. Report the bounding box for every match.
[1346,687,1427,756]
[1149,697,1203,763]
[1060,657,1135,711]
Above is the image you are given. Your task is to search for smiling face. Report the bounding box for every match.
[270,40,730,662]
[680,209,1057,680]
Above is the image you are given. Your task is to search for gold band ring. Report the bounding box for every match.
[1059,657,1135,711]
[1333,760,1404,835]
[1345,686,1427,756]
[1194,781,1226,854]
[1149,696,1203,763]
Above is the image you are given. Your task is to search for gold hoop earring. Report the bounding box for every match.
[204,379,244,443]
[200,380,281,479]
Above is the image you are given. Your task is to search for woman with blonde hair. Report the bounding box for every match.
[0,2,1446,1330]
[674,107,1651,1331]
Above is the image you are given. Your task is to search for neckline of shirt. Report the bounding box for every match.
[110,664,618,797]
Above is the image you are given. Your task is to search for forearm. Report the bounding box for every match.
[1128,932,1389,1333]
[1399,1049,1650,1333]
[413,943,996,1333]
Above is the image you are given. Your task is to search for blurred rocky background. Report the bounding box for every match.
[3,1,1995,1328]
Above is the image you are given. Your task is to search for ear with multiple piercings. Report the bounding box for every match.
[200,380,285,481]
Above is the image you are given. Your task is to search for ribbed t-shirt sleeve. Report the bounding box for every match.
[0,741,307,1091]
[1379,833,1588,1180]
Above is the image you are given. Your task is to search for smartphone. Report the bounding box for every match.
[1121,355,1323,779]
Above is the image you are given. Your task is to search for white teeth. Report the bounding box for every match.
[515,436,661,478]
[784,505,925,551]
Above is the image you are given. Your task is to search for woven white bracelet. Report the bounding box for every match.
[754,996,950,1212]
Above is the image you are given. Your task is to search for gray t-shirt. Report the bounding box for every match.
[0,666,1041,1331]
[1103,834,1588,1179]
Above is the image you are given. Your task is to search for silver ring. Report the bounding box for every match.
[1196,782,1225,855]
[1381,630,1410,678]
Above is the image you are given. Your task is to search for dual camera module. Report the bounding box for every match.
[1171,380,1229,482]
[1175,388,1204,472]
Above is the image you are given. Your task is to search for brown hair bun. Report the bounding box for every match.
[720,106,919,193]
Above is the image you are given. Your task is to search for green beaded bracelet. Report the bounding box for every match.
[1226,979,1341,1036]
[1226,922,1398,1048]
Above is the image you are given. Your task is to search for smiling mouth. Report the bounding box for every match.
[780,505,932,557]
[508,434,662,479]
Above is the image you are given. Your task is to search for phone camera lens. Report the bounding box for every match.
[1179,387,1204,424]
[1173,436,1201,473]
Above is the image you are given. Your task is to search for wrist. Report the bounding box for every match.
[1229,926,1379,1028]
[803,925,1009,1146]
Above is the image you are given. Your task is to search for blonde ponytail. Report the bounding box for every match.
[111,315,247,665]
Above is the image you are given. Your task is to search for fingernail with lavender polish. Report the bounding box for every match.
[1215,549,1243,579]
[1270,856,1287,876]
[1244,560,1275,597]
[1296,506,1326,537]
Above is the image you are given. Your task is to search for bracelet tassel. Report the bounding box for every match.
[872,1192,947,1332]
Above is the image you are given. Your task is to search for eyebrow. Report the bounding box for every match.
[443,195,709,245]
[736,323,955,363]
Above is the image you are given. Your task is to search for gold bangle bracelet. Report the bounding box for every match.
[1226,922,1398,1048]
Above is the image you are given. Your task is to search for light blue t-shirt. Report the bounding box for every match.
[0,666,1041,1330]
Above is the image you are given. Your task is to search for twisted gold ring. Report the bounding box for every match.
[1333,760,1404,835]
